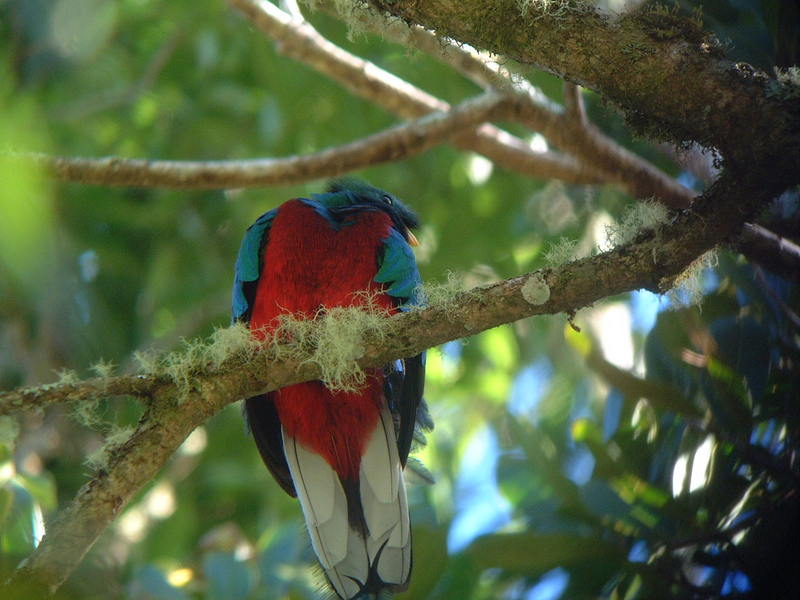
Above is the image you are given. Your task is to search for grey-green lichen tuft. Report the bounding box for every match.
[90,359,116,379]
[415,272,467,311]
[133,322,261,399]
[55,368,79,385]
[85,425,135,472]
[544,237,579,267]
[606,199,670,248]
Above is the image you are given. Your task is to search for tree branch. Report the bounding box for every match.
[366,0,800,177]
[737,223,800,284]
[321,1,695,207]
[562,82,587,126]
[229,0,605,184]
[509,89,695,208]
[0,375,158,417]
[18,92,514,189]
[1,165,782,595]
[326,2,557,102]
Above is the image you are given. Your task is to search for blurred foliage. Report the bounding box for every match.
[1,1,798,599]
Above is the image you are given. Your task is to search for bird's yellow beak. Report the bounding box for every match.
[406,230,420,247]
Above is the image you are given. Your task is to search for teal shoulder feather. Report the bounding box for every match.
[232,209,277,321]
[374,228,422,309]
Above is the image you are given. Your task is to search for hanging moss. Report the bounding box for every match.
[416,272,466,310]
[669,249,719,306]
[131,322,260,399]
[269,294,393,392]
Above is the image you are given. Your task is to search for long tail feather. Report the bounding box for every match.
[282,401,411,599]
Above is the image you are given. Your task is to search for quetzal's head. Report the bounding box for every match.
[317,177,420,247]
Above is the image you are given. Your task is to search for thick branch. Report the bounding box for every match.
[2,165,782,595]
[326,2,557,101]
[21,92,513,189]
[367,0,800,177]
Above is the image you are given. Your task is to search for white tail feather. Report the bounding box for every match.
[282,434,348,568]
[282,399,411,599]
[359,402,411,586]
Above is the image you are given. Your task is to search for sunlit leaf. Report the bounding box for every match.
[0,479,43,555]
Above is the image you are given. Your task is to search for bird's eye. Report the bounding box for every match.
[381,194,393,206]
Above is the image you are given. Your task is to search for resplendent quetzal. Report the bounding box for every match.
[232,178,428,599]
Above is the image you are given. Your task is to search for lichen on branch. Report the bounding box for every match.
[133,322,260,398]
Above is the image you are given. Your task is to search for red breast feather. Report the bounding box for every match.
[249,199,396,478]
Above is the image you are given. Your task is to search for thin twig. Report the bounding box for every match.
[513,92,696,208]
[737,223,800,284]
[562,82,587,126]
[0,375,159,416]
[279,0,303,20]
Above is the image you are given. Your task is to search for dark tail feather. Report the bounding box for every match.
[396,353,426,465]
[244,393,296,496]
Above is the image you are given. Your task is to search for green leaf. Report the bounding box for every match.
[467,532,625,575]
[399,525,448,600]
[428,552,481,600]
[0,480,42,555]
[507,416,587,515]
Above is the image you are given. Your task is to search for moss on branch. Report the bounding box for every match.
[365,0,800,176]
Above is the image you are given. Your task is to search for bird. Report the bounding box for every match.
[232,178,428,599]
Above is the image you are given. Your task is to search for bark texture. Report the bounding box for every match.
[367,0,799,173]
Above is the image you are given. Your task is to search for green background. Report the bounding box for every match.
[1,1,798,598]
